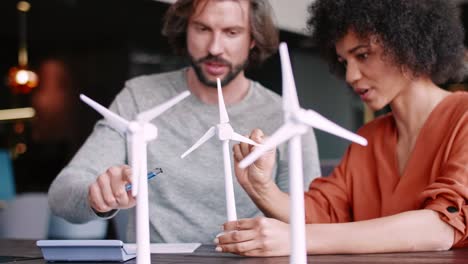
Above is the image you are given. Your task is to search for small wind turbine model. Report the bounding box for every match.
[80,91,190,264]
[239,43,368,264]
[181,78,259,221]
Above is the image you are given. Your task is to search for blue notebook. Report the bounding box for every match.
[36,240,136,262]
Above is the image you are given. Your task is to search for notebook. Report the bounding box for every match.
[37,240,136,262]
[36,240,201,262]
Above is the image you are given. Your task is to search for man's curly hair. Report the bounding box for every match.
[308,0,466,84]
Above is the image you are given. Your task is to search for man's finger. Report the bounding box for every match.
[122,167,132,183]
[89,183,111,212]
[97,173,118,208]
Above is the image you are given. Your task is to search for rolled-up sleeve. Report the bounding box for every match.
[421,112,468,247]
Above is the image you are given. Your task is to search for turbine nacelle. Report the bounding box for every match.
[217,123,234,141]
[287,121,309,136]
[142,123,158,141]
[128,122,158,142]
[289,110,313,135]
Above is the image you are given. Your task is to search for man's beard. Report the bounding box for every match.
[189,54,248,88]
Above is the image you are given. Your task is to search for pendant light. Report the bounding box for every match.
[8,1,39,94]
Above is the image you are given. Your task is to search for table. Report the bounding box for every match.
[1,239,468,264]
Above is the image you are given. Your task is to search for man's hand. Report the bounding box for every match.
[88,165,136,213]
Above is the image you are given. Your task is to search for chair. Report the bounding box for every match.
[320,159,340,177]
[0,193,49,239]
[0,149,15,202]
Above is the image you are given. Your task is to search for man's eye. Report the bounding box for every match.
[196,26,208,32]
[227,30,239,37]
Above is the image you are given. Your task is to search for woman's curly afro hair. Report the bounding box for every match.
[308,0,466,84]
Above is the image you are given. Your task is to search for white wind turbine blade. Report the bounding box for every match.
[181,127,216,158]
[296,110,368,146]
[137,91,190,122]
[279,43,300,114]
[239,123,301,168]
[230,132,261,146]
[80,94,129,133]
[217,78,229,124]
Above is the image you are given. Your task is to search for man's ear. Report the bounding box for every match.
[250,39,256,50]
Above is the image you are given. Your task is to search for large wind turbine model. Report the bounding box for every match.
[239,43,368,264]
[181,78,259,221]
[80,91,190,264]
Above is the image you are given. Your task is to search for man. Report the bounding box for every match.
[48,0,321,243]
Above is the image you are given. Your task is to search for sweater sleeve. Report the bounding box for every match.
[304,146,352,224]
[421,112,468,247]
[48,88,135,223]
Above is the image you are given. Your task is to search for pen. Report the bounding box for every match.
[125,168,163,191]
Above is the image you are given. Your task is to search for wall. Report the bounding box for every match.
[291,49,362,160]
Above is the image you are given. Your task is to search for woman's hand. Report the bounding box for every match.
[233,129,276,197]
[215,217,291,257]
[233,129,290,221]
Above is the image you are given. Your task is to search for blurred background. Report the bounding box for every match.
[0,0,467,240]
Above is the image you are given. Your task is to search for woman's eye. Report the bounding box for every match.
[339,60,348,68]
[357,53,369,60]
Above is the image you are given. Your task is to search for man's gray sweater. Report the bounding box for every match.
[48,69,321,243]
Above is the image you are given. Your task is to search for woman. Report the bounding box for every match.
[214,0,468,256]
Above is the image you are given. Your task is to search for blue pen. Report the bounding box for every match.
[125,168,163,191]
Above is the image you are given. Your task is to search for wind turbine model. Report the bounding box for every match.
[80,91,190,264]
[181,78,259,222]
[239,43,368,264]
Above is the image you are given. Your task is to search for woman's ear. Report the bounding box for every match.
[400,65,413,80]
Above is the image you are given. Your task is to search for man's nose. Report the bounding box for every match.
[208,33,224,56]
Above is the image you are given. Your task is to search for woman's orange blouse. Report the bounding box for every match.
[304,92,468,247]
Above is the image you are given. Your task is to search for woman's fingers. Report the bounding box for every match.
[217,229,258,245]
[223,218,260,232]
[233,144,244,163]
[216,239,262,255]
[216,217,291,257]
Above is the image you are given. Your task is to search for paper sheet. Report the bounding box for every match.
[124,243,201,254]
